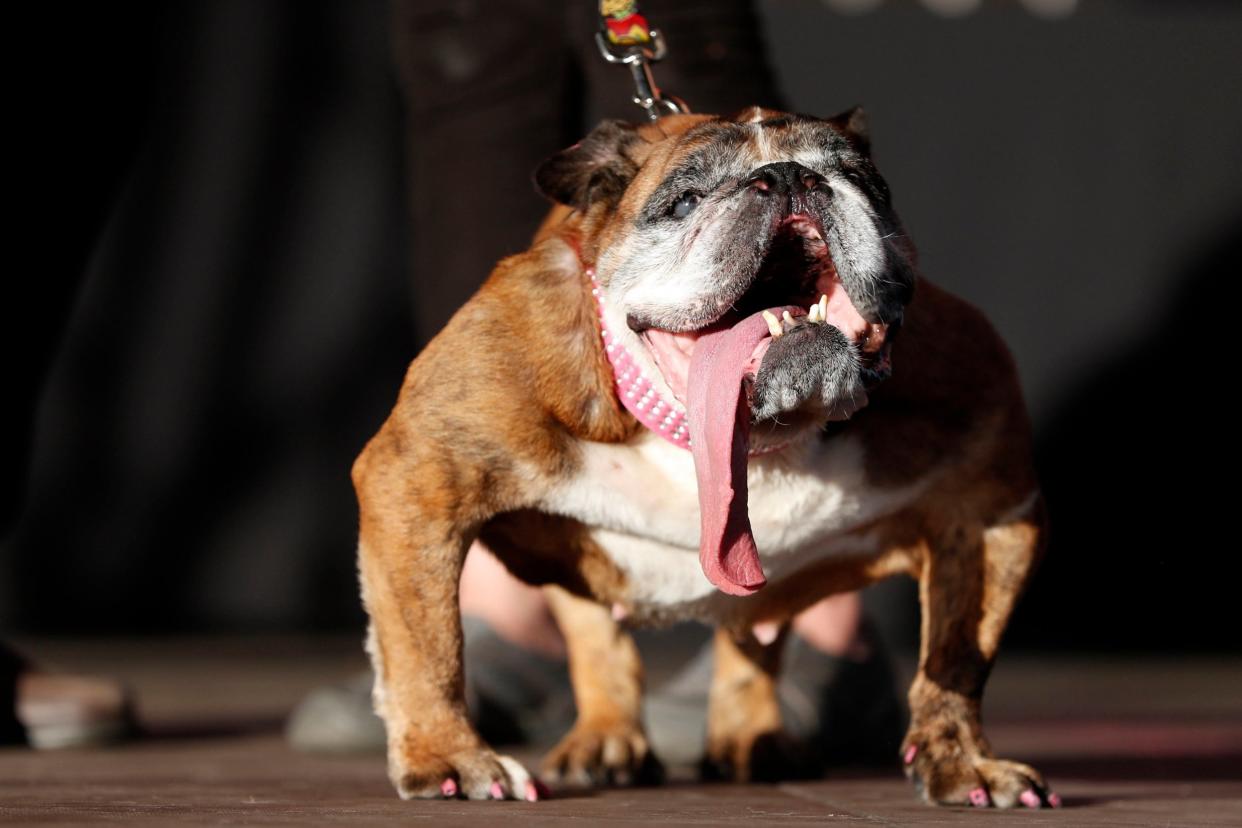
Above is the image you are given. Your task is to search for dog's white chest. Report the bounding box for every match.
[540,432,927,615]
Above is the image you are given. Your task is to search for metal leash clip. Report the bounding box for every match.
[595,1,688,121]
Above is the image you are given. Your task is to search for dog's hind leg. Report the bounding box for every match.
[702,625,813,782]
[902,499,1060,809]
[539,586,663,787]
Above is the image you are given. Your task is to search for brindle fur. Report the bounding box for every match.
[353,111,1049,806]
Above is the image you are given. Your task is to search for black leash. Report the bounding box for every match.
[595,1,688,121]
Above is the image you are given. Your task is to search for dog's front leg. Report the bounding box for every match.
[540,587,662,787]
[903,507,1059,808]
[354,446,536,801]
[702,626,810,782]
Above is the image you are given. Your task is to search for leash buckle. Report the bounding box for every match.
[594,28,688,122]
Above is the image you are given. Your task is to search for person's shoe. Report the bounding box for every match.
[644,622,907,771]
[285,670,386,753]
[461,618,575,748]
[12,671,133,749]
[640,640,713,767]
[286,617,575,753]
[780,627,908,767]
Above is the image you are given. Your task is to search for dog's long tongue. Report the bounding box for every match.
[687,311,773,596]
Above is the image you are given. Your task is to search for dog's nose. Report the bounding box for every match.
[745,162,824,196]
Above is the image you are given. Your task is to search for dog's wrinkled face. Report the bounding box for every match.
[537,107,916,436]
[537,107,917,595]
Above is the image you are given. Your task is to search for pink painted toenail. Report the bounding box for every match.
[968,787,989,807]
[489,781,505,800]
[1048,792,1062,808]
[440,778,457,797]
[524,780,539,802]
[1020,789,1041,808]
[903,745,918,765]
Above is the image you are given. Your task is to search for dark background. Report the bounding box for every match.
[4,1,1239,652]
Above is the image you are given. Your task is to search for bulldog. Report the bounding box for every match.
[353,107,1055,808]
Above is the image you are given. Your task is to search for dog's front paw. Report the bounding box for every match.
[702,726,814,783]
[540,720,664,788]
[902,729,1060,809]
[392,742,544,801]
[750,320,862,422]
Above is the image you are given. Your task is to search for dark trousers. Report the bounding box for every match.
[391,0,782,342]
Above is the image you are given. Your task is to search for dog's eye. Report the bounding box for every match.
[670,192,701,219]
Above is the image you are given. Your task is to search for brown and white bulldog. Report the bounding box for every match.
[353,107,1056,809]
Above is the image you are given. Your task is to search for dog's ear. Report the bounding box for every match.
[535,120,641,211]
[828,106,871,156]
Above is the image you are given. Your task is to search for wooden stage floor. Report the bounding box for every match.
[2,637,1240,826]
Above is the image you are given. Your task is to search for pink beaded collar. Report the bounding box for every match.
[588,269,692,450]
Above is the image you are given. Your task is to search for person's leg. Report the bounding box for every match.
[392,0,576,344]
[288,3,580,753]
[792,592,868,660]
[459,542,565,660]
[1,5,152,751]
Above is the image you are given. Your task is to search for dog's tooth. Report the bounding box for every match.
[762,310,782,338]
[808,303,821,323]
[819,294,828,321]
[782,311,796,330]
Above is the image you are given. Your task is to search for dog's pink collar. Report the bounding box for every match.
[589,270,693,450]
